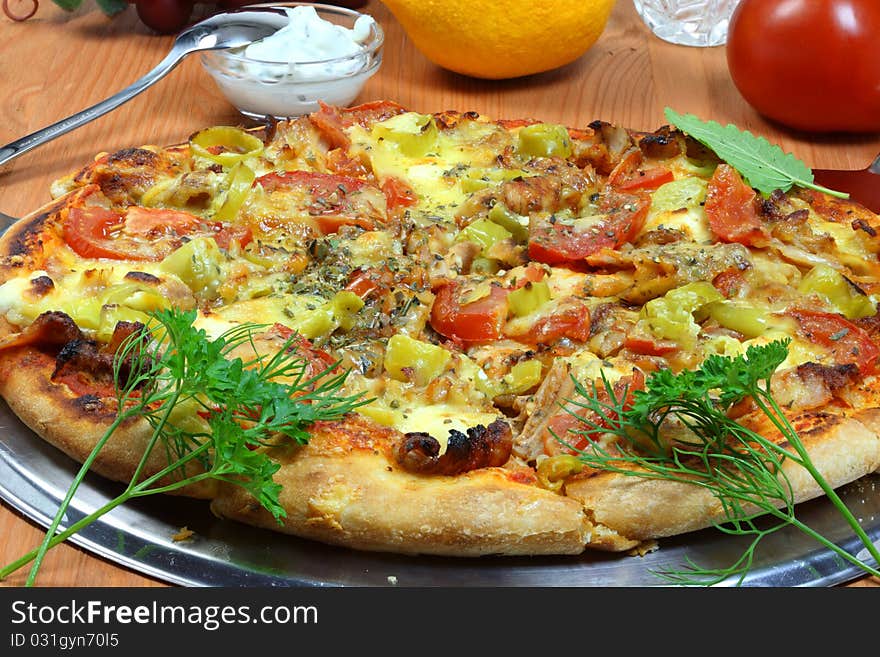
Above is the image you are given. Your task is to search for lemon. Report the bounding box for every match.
[381,0,617,79]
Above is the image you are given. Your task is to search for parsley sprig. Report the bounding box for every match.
[665,108,849,199]
[0,308,365,586]
[567,340,880,585]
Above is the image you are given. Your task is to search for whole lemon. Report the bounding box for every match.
[381,0,617,79]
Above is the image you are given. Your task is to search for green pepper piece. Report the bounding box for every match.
[798,264,877,319]
[214,162,256,222]
[457,218,513,253]
[190,126,264,167]
[642,281,723,346]
[488,203,529,242]
[384,334,451,387]
[507,280,551,317]
[372,112,439,158]
[516,123,573,159]
[705,300,770,338]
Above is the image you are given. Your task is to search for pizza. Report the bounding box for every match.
[1,100,879,562]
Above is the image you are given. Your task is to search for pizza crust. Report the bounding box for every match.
[0,347,216,499]
[565,408,880,541]
[210,415,600,556]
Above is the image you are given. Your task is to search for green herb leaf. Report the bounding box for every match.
[94,0,127,15]
[566,340,880,585]
[0,308,367,585]
[51,0,83,10]
[664,107,849,199]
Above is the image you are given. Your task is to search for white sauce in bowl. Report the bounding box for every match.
[203,5,382,118]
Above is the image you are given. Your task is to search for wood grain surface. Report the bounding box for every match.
[0,0,878,588]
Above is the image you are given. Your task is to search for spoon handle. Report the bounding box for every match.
[0,44,192,169]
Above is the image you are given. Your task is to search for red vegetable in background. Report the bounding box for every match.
[726,0,880,133]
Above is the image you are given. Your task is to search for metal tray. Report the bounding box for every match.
[1,399,878,587]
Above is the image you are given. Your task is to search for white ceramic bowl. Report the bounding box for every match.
[201,3,384,119]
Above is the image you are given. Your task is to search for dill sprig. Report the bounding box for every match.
[566,339,880,585]
[0,307,366,586]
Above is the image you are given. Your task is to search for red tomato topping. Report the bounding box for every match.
[788,309,880,374]
[623,335,680,356]
[123,207,202,237]
[344,267,394,300]
[270,324,337,375]
[544,369,645,454]
[712,267,749,298]
[705,164,769,246]
[211,224,253,250]
[430,281,509,343]
[64,206,158,261]
[527,191,650,265]
[255,170,377,234]
[310,100,408,150]
[515,301,591,344]
[615,167,675,192]
[381,176,418,210]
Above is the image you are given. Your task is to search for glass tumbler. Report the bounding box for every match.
[633,0,742,47]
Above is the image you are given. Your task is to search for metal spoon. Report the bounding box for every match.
[0,7,289,168]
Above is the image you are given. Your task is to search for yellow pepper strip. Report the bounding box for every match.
[536,454,584,493]
[516,123,573,159]
[457,218,513,253]
[190,126,264,167]
[705,301,770,339]
[214,162,256,223]
[488,203,529,242]
[798,264,877,320]
[507,281,551,318]
[641,281,723,347]
[384,334,451,387]
[500,359,543,395]
[372,112,439,158]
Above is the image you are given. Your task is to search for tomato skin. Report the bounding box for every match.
[788,309,880,374]
[515,302,591,344]
[430,281,509,343]
[726,0,880,133]
[65,207,159,261]
[527,191,650,265]
[705,164,769,246]
[381,177,418,210]
[544,370,645,454]
[255,170,376,234]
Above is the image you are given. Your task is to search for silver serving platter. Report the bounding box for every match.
[1,398,878,587]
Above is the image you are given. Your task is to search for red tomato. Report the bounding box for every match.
[135,0,194,34]
[255,170,376,234]
[726,0,880,133]
[211,224,252,250]
[381,177,418,210]
[123,207,202,237]
[310,100,408,149]
[65,207,160,261]
[544,370,645,454]
[528,191,650,265]
[623,335,679,356]
[788,309,880,374]
[514,301,591,345]
[430,281,509,343]
[615,167,675,192]
[704,164,769,246]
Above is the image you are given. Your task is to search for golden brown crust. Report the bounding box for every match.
[564,409,880,543]
[211,415,596,556]
[0,346,215,499]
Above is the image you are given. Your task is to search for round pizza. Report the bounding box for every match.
[1,101,879,565]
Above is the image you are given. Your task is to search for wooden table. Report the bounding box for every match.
[0,0,878,588]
